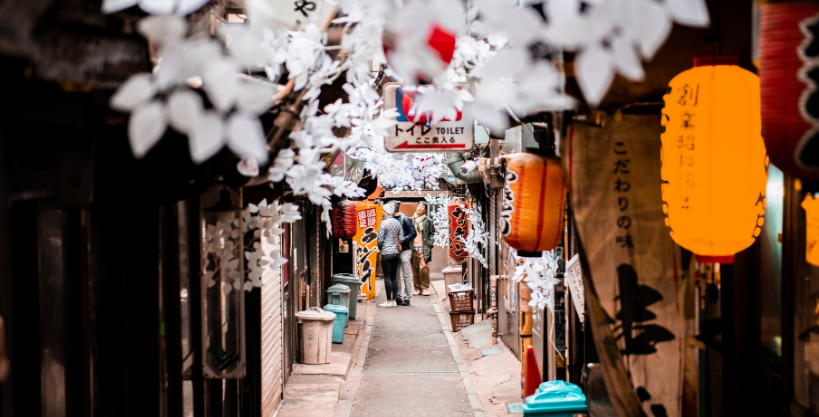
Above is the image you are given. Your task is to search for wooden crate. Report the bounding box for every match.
[449,310,475,332]
[447,289,474,313]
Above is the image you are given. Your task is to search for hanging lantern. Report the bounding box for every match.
[760,2,819,183]
[448,200,469,260]
[661,56,768,264]
[331,200,358,239]
[803,194,819,267]
[501,153,565,256]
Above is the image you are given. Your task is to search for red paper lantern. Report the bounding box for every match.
[331,200,358,239]
[448,200,469,260]
[760,2,819,182]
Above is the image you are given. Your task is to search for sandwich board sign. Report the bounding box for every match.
[383,83,473,152]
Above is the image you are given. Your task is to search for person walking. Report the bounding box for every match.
[412,202,435,295]
[377,203,404,307]
[388,200,417,306]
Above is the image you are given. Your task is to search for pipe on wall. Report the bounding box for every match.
[445,153,483,184]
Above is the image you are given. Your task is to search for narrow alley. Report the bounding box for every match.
[350,283,475,416]
[5,1,817,416]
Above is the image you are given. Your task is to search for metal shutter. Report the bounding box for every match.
[261,232,284,416]
[489,191,498,277]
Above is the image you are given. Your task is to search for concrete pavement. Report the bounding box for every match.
[348,282,480,417]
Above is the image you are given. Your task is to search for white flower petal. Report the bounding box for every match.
[140,0,175,15]
[167,89,203,133]
[575,45,614,107]
[235,81,276,115]
[626,0,672,59]
[189,112,224,164]
[102,0,139,14]
[176,0,210,15]
[128,101,167,159]
[137,15,188,43]
[226,113,268,163]
[111,73,156,111]
[203,60,240,112]
[611,36,644,82]
[666,0,709,27]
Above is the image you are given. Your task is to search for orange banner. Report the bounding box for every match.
[353,202,382,300]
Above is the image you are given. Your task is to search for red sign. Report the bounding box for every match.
[448,203,469,259]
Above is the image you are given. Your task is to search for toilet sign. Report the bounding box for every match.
[383,83,473,152]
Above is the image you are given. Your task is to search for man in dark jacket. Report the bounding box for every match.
[411,202,434,295]
[388,201,417,304]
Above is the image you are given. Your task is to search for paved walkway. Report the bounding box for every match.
[349,282,478,417]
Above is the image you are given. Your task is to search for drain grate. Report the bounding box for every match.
[362,370,459,375]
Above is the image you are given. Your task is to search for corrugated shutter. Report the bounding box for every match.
[489,191,498,277]
[261,233,283,416]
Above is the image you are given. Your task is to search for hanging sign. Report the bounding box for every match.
[565,254,584,323]
[803,194,819,267]
[352,202,382,300]
[567,115,689,417]
[265,0,336,31]
[383,83,473,152]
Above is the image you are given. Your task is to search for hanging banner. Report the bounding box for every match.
[566,115,687,417]
[448,201,469,260]
[353,202,382,300]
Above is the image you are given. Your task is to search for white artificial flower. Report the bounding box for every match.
[103,0,209,16]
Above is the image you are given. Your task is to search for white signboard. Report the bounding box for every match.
[266,0,336,30]
[565,254,585,323]
[383,83,473,152]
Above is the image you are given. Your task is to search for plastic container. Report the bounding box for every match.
[449,310,475,332]
[326,284,351,311]
[331,273,362,319]
[324,304,349,344]
[442,265,463,288]
[294,307,335,364]
[448,289,474,312]
[523,380,588,417]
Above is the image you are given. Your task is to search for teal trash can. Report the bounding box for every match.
[326,284,351,311]
[522,380,587,417]
[331,273,362,319]
[323,304,349,344]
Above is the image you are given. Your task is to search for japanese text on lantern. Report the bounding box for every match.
[676,84,699,211]
[613,141,633,249]
[358,208,377,228]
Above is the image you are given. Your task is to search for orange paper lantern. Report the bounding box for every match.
[501,153,565,255]
[661,56,768,263]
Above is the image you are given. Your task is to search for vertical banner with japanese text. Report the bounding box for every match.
[566,115,688,417]
[448,201,469,261]
[353,202,382,300]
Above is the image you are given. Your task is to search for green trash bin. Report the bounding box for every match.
[323,304,349,344]
[522,380,587,417]
[326,284,351,313]
[331,273,362,319]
